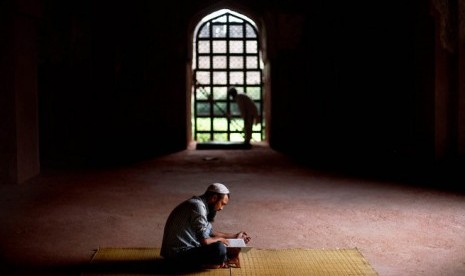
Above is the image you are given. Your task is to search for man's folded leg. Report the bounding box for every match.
[174,242,228,269]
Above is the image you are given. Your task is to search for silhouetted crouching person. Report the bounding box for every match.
[228,86,259,145]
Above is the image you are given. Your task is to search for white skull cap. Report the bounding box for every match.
[207,183,230,194]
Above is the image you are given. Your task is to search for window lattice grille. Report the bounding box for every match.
[193,11,264,143]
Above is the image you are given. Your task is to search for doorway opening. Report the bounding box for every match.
[191,9,265,146]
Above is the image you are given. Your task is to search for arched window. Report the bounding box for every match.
[192,9,264,143]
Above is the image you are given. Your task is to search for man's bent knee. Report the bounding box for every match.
[210,242,227,263]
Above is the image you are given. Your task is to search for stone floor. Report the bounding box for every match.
[1,143,465,275]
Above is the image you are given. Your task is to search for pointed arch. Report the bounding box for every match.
[188,8,266,144]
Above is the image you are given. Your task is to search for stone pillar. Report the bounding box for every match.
[0,0,42,184]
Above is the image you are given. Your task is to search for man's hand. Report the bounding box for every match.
[221,237,230,246]
[236,231,251,244]
[203,236,230,246]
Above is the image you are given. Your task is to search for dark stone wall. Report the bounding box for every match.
[39,0,190,167]
[268,1,435,170]
[1,0,42,183]
[0,1,15,182]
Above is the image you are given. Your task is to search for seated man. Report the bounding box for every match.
[160,183,251,269]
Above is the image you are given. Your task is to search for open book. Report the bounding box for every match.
[226,238,252,253]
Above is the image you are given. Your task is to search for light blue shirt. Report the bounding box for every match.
[160,195,213,258]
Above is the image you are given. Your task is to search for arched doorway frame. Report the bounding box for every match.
[185,2,270,146]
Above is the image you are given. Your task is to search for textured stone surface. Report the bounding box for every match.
[1,144,464,275]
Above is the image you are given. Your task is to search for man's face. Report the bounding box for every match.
[213,194,229,211]
[207,194,229,222]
